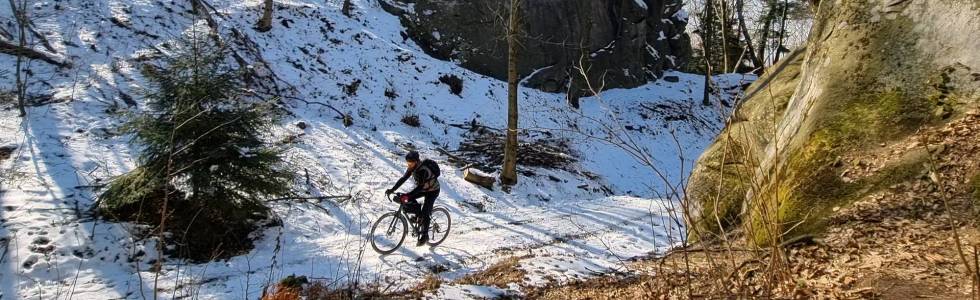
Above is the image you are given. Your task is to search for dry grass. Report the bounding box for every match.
[415,274,442,291]
[456,256,528,289]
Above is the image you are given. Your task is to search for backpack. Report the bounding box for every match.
[421,159,441,179]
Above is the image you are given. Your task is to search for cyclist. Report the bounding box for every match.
[385,151,441,246]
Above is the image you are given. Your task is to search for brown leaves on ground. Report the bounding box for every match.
[525,110,980,299]
[262,285,301,300]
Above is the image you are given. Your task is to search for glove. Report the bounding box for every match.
[399,194,409,203]
[385,188,394,195]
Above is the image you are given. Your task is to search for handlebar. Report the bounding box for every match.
[386,192,405,203]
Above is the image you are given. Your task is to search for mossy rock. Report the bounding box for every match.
[686,49,806,241]
[745,0,980,246]
[688,0,980,246]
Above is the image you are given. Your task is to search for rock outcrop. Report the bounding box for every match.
[686,48,806,238]
[381,0,691,105]
[687,0,980,244]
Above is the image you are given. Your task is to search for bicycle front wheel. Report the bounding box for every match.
[370,212,408,255]
[427,207,451,246]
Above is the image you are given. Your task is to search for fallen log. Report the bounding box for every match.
[0,38,69,68]
[463,168,495,190]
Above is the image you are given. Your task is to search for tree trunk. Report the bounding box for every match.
[500,0,521,186]
[756,2,775,66]
[255,0,273,32]
[464,168,496,190]
[342,0,354,17]
[702,0,714,106]
[0,39,67,67]
[773,0,790,63]
[735,0,763,72]
[10,0,26,116]
[718,0,729,73]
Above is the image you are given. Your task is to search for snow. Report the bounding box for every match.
[633,0,649,10]
[0,0,754,299]
[432,284,513,299]
[673,8,690,22]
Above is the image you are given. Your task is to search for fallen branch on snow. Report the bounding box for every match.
[0,38,69,68]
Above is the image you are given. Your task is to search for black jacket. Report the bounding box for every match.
[391,159,440,196]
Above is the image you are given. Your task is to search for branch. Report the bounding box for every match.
[0,38,69,67]
[284,96,351,124]
[27,19,56,53]
[267,195,351,202]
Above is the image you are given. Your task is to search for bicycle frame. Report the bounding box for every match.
[372,193,450,254]
[386,193,422,237]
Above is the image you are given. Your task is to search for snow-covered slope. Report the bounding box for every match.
[0,0,752,298]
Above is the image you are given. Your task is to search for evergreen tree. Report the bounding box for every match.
[99,34,292,260]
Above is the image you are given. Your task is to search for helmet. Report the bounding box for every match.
[405,151,420,162]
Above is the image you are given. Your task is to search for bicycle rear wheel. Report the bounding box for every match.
[370,212,407,254]
[427,207,451,246]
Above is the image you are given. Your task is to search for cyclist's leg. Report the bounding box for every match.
[419,189,439,239]
[404,193,423,215]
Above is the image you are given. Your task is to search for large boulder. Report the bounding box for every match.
[687,0,980,245]
[381,0,691,104]
[686,48,805,240]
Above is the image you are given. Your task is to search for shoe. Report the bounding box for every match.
[416,235,429,246]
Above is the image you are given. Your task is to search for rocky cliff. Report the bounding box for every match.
[381,0,691,105]
[687,0,980,244]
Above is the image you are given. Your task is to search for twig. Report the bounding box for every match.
[284,96,349,121]
[921,136,976,283]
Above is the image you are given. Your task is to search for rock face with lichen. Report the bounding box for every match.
[380,0,691,104]
[687,0,980,245]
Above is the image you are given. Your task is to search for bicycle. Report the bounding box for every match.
[370,193,452,255]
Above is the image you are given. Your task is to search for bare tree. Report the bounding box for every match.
[256,0,274,32]
[701,0,714,106]
[9,0,28,116]
[735,0,764,71]
[772,0,790,63]
[756,0,776,65]
[500,0,522,186]
[718,0,730,73]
